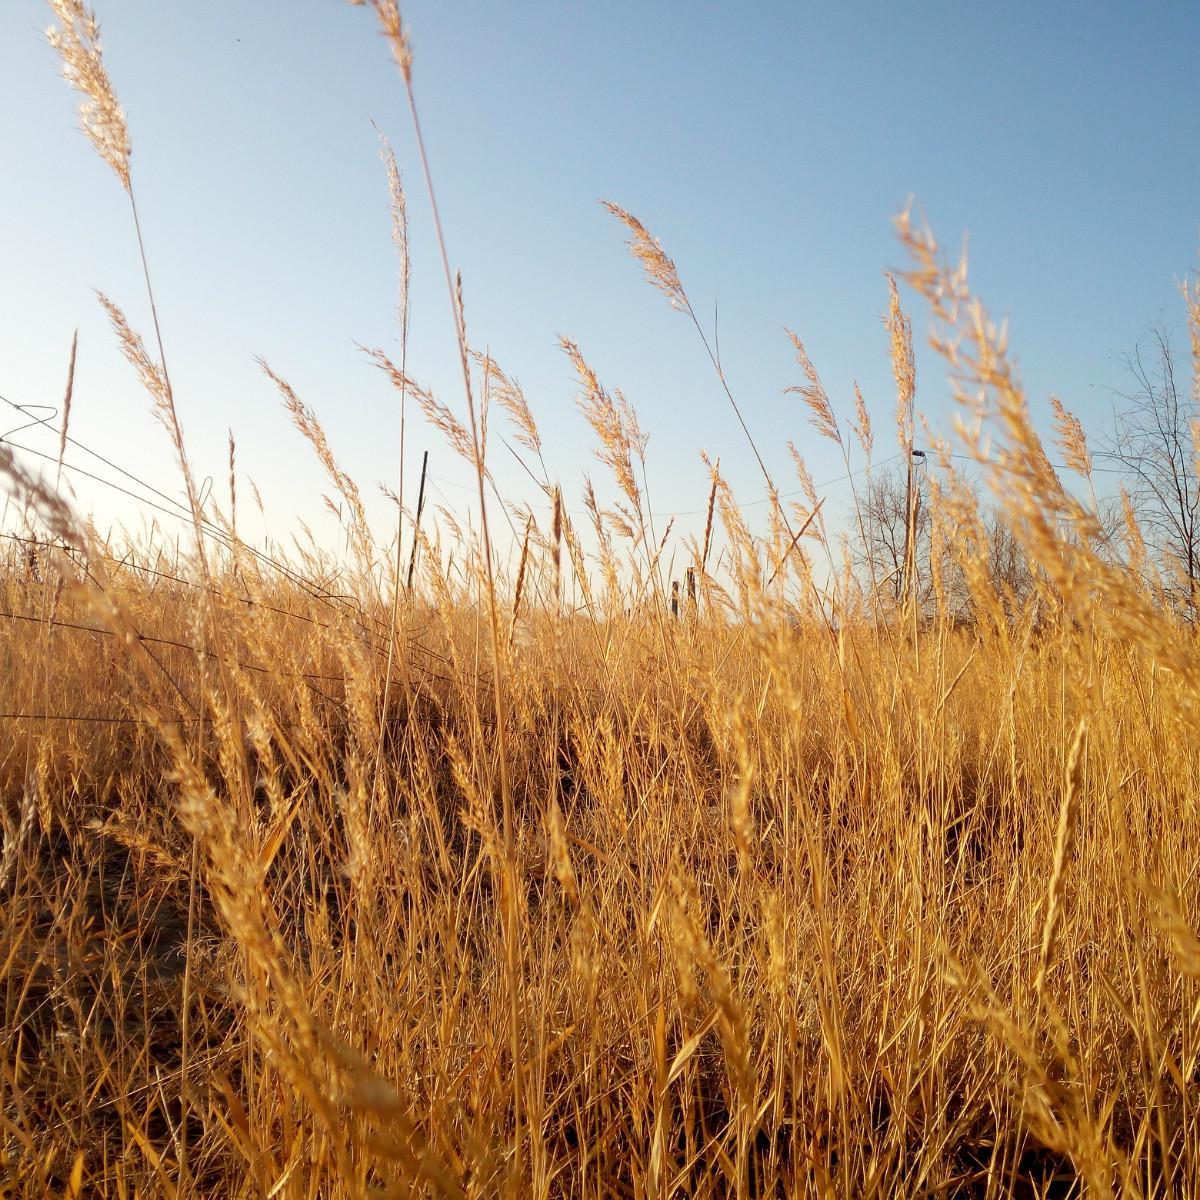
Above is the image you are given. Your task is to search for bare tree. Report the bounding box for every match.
[1102,326,1200,616]
[855,459,933,609]
[856,461,1039,624]
[981,509,1036,616]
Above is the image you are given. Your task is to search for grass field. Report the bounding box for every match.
[4,2,1200,1196]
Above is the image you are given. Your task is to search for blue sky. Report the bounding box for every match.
[1,1,1197,560]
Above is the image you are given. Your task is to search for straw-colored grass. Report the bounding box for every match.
[6,522,1200,1198]
[4,3,1200,1196]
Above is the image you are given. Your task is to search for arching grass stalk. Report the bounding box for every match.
[600,202,857,669]
[46,5,226,1185]
[371,128,412,793]
[46,2,209,581]
[352,0,525,1183]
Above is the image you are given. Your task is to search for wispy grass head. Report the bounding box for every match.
[349,0,412,83]
[560,336,641,513]
[46,0,131,191]
[472,351,542,457]
[364,346,479,470]
[785,330,841,445]
[852,382,873,458]
[884,272,916,449]
[600,200,686,311]
[373,124,410,334]
[1049,396,1092,478]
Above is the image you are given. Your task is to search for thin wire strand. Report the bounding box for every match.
[0,391,384,623]
[0,529,453,668]
[0,607,347,682]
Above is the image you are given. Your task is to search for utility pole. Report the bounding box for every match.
[901,448,926,608]
[405,450,429,591]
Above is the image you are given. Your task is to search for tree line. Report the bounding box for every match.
[855,325,1199,622]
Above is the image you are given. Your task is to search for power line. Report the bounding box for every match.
[945,452,1129,475]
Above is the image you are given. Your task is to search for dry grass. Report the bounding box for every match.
[5,4,1200,1197]
[6,524,1200,1198]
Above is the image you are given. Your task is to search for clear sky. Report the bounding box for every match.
[2,1,1198,561]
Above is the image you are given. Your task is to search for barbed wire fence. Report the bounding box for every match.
[0,394,462,733]
[3,382,1128,733]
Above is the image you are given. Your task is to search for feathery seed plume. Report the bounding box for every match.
[551,485,563,598]
[560,336,640,512]
[472,350,542,456]
[785,329,840,445]
[349,0,412,82]
[787,442,821,514]
[258,358,374,573]
[701,460,719,570]
[1033,721,1087,998]
[57,329,78,483]
[375,126,410,337]
[364,346,479,469]
[600,201,686,310]
[851,382,873,458]
[227,431,237,538]
[95,292,199,503]
[1049,396,1092,478]
[885,272,916,449]
[546,799,579,908]
[508,517,532,648]
[46,0,131,190]
[615,388,648,460]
